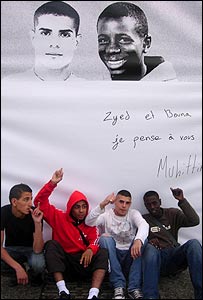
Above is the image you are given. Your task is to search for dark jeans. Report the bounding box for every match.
[142,239,202,299]
[1,246,45,275]
[44,240,108,280]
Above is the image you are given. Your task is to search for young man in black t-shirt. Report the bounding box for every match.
[1,183,45,286]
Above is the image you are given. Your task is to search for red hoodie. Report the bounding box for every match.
[34,180,99,255]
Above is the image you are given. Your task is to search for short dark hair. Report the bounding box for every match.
[9,184,32,203]
[117,189,131,198]
[97,1,148,38]
[34,1,80,35]
[143,190,159,201]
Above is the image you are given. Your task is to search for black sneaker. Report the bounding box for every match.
[90,296,99,299]
[128,289,143,299]
[59,291,71,299]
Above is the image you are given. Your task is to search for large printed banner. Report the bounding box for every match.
[1,1,202,244]
[2,81,202,243]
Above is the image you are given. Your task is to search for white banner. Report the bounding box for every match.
[2,81,202,243]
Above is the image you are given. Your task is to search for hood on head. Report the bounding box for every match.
[66,190,89,221]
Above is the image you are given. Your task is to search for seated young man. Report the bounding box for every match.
[1,183,45,286]
[85,190,149,299]
[142,187,202,299]
[34,168,108,299]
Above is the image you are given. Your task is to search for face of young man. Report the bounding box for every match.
[144,196,162,217]
[97,16,146,77]
[11,192,33,217]
[114,194,131,216]
[31,14,79,70]
[71,200,88,221]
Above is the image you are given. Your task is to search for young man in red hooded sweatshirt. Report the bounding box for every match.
[34,168,108,300]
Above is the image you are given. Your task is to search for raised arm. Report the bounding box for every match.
[85,192,116,226]
[33,168,64,224]
[170,187,199,226]
[31,203,44,253]
[50,168,64,185]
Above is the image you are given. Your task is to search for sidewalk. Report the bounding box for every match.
[1,269,194,299]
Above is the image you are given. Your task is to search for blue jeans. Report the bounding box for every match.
[142,239,202,299]
[99,235,145,291]
[1,246,45,275]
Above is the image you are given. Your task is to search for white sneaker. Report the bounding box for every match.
[113,287,125,299]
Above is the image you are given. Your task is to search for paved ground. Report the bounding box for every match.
[1,269,194,299]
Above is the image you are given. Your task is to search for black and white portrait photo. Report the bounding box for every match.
[1,1,202,82]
